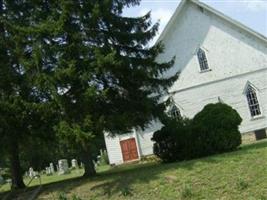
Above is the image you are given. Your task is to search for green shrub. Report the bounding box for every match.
[152,103,242,162]
[152,117,193,162]
[191,103,242,157]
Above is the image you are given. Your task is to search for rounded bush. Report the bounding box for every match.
[152,103,242,162]
[192,103,242,156]
[152,118,192,162]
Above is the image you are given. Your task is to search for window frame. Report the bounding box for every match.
[245,83,263,119]
[197,48,210,73]
[169,105,181,119]
[166,96,183,120]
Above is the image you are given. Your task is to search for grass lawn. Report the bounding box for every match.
[0,169,85,193]
[0,166,111,194]
[1,139,267,200]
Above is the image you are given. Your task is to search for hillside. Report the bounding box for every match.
[2,140,267,200]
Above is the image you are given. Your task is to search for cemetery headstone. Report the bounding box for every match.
[71,159,78,169]
[29,167,35,178]
[58,159,70,175]
[45,167,52,176]
[34,171,39,177]
[29,167,39,178]
[50,163,55,174]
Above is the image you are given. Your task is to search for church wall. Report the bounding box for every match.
[173,69,267,133]
[157,1,267,93]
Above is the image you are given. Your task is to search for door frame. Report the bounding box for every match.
[120,137,140,162]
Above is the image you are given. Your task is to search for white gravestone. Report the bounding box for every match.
[50,163,55,174]
[29,167,35,178]
[58,159,70,175]
[45,167,52,175]
[71,159,78,169]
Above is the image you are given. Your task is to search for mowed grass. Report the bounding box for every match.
[0,169,85,193]
[2,139,267,200]
[0,166,111,195]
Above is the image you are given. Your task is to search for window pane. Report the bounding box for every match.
[168,105,181,119]
[197,48,209,71]
[246,85,261,117]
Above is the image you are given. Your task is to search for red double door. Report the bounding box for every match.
[120,138,139,162]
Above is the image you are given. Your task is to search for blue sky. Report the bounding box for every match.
[123,0,267,41]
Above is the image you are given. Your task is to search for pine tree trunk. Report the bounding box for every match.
[1,2,25,190]
[9,140,25,190]
[81,150,96,177]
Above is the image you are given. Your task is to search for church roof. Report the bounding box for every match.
[157,0,267,44]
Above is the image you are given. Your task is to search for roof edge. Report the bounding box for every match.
[155,0,187,44]
[156,0,267,45]
[191,0,267,43]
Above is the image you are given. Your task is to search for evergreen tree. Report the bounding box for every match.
[0,0,178,185]
[51,0,178,176]
[0,0,59,189]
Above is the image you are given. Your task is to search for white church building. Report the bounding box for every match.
[104,0,267,165]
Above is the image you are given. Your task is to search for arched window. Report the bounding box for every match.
[246,84,261,117]
[168,105,181,119]
[197,48,209,71]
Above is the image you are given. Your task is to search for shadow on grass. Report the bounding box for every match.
[89,139,267,198]
[0,176,85,200]
[2,139,267,199]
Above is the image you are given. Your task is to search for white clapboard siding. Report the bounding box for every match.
[136,121,163,156]
[104,133,124,165]
[159,1,266,94]
[173,70,267,134]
